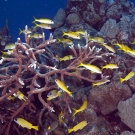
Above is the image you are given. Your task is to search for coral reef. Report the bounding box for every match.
[1,0,135,134]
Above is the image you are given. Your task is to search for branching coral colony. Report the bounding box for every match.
[0,24,115,135]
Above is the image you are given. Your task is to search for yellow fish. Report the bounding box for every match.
[34,23,52,29]
[72,100,87,116]
[71,30,87,36]
[47,90,61,101]
[0,50,13,57]
[33,16,54,24]
[60,55,74,62]
[68,120,88,133]
[120,71,135,83]
[19,28,32,35]
[88,36,104,44]
[118,45,131,53]
[7,95,15,100]
[4,43,15,50]
[101,63,119,69]
[14,118,38,131]
[30,33,43,39]
[92,80,110,86]
[13,90,26,101]
[62,31,81,39]
[126,49,135,57]
[55,79,72,97]
[102,43,115,53]
[58,111,64,125]
[77,62,102,74]
[57,38,73,45]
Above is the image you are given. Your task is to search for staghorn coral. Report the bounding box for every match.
[0,28,114,134]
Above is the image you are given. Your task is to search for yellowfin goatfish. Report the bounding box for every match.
[68,120,88,133]
[62,31,81,39]
[57,38,73,45]
[34,23,52,29]
[101,63,119,69]
[59,111,64,125]
[33,16,54,24]
[19,28,32,35]
[92,79,110,87]
[102,43,115,53]
[88,36,104,44]
[55,79,73,97]
[47,90,61,101]
[126,49,135,57]
[7,95,15,100]
[60,55,74,62]
[4,43,15,50]
[77,62,102,74]
[118,45,131,53]
[0,50,13,57]
[120,71,135,83]
[72,100,87,116]
[14,118,39,131]
[114,42,131,53]
[30,33,43,39]
[13,90,26,101]
[73,30,87,36]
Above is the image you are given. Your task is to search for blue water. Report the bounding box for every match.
[0,0,66,42]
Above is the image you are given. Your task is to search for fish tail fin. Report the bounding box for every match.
[77,62,83,68]
[62,31,66,36]
[69,92,73,98]
[56,38,60,42]
[32,126,39,131]
[60,58,63,62]
[68,128,73,133]
[72,108,78,116]
[33,23,38,28]
[101,66,104,69]
[120,78,124,83]
[19,28,23,35]
[57,91,62,97]
[32,16,36,23]
[92,83,96,87]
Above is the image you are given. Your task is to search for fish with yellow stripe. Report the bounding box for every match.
[60,55,75,62]
[72,100,87,116]
[68,120,88,133]
[14,118,39,131]
[120,71,135,83]
[55,79,73,97]
[33,16,54,24]
[77,62,102,74]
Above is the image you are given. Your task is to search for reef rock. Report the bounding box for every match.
[66,13,80,25]
[88,81,132,115]
[52,8,66,28]
[121,131,135,135]
[100,19,119,39]
[118,94,135,132]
